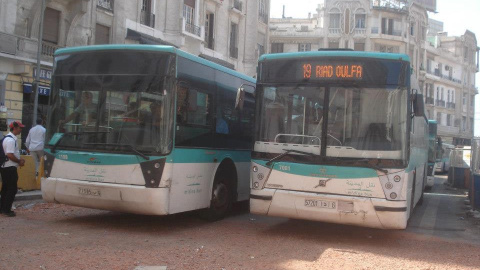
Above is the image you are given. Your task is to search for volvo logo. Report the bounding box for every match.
[315,179,332,188]
[87,157,101,164]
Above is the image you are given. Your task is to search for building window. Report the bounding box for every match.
[471,117,474,131]
[205,13,215,50]
[436,112,442,125]
[95,24,110,45]
[298,43,311,52]
[229,22,238,59]
[447,114,451,126]
[271,43,284,53]
[463,116,467,131]
[355,9,366,29]
[141,0,155,27]
[329,8,341,29]
[183,1,195,25]
[410,22,415,36]
[328,41,339,49]
[463,93,467,106]
[471,95,475,107]
[259,0,268,24]
[354,42,365,51]
[43,8,60,44]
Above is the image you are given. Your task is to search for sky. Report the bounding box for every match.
[270,0,480,136]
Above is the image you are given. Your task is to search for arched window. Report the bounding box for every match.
[329,8,341,29]
[355,8,366,29]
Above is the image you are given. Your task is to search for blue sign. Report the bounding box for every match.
[23,84,50,96]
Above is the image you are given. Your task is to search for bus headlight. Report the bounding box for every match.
[390,192,397,199]
[251,163,272,190]
[394,175,401,182]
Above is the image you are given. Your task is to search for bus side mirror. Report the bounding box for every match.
[235,87,245,110]
[413,93,425,117]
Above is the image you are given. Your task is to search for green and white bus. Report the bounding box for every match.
[247,50,428,229]
[42,45,255,220]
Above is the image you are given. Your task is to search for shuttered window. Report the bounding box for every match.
[43,8,60,44]
[95,24,110,45]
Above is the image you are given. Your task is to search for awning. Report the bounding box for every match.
[199,54,235,70]
[126,29,177,47]
[23,84,50,96]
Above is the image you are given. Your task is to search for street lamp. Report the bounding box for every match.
[33,0,46,123]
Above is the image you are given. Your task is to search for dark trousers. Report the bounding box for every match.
[0,166,18,213]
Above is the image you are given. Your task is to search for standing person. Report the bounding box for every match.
[0,121,26,217]
[25,118,46,176]
[59,91,96,126]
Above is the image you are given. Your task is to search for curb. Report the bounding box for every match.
[14,193,43,202]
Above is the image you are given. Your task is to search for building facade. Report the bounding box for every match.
[269,0,479,145]
[0,0,269,139]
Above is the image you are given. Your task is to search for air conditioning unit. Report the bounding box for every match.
[445,65,450,71]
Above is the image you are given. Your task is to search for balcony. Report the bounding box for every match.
[447,102,456,109]
[230,46,238,59]
[0,32,63,62]
[185,21,201,37]
[354,28,366,35]
[329,28,341,34]
[41,41,62,57]
[425,97,434,105]
[97,0,114,12]
[140,10,155,28]
[435,99,446,107]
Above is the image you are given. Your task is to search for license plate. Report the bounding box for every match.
[78,187,101,197]
[304,199,336,209]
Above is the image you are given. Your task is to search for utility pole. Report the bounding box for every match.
[33,0,46,123]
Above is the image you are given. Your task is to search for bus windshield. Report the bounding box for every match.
[46,51,175,155]
[255,85,408,161]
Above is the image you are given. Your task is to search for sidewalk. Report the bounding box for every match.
[14,190,43,201]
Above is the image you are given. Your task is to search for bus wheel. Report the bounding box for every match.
[199,177,232,221]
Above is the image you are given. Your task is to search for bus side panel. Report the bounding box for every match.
[168,149,216,214]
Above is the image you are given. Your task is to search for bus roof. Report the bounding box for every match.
[54,45,255,83]
[259,51,410,63]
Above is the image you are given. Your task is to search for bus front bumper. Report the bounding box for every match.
[42,178,169,215]
[250,189,408,229]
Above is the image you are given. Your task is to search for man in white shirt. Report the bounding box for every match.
[26,118,46,176]
[0,121,26,217]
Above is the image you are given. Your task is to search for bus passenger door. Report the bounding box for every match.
[170,84,216,214]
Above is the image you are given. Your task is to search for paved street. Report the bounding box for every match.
[1,174,480,270]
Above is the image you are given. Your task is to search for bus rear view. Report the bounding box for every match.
[250,51,427,229]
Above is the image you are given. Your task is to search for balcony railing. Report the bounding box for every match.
[97,0,114,12]
[185,21,201,37]
[447,102,456,109]
[230,46,238,59]
[329,28,342,34]
[435,99,446,107]
[425,97,434,105]
[354,29,366,35]
[140,10,155,28]
[427,69,462,84]
[41,41,62,57]
[233,0,243,12]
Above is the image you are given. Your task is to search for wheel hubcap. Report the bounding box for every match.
[212,183,228,209]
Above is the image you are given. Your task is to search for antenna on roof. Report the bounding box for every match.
[282,5,285,19]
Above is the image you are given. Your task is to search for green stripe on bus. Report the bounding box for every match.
[252,159,378,179]
[172,148,251,163]
[259,51,410,62]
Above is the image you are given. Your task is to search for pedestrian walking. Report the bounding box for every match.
[25,118,46,176]
[0,121,26,217]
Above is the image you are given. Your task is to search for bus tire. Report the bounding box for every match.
[199,175,233,221]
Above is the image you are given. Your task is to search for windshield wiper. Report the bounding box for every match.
[83,143,150,160]
[51,131,112,153]
[328,157,389,174]
[266,149,318,166]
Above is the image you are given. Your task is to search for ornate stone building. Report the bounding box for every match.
[269,0,478,145]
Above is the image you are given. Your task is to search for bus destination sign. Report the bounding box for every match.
[302,63,363,80]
